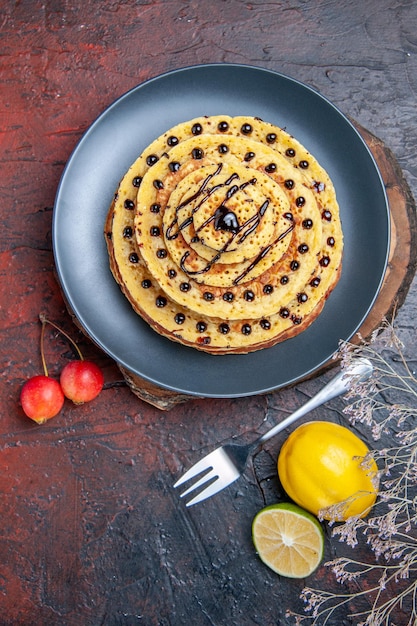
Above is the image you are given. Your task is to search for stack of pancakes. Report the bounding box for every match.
[105,115,343,354]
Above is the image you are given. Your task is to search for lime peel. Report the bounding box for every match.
[252,502,324,578]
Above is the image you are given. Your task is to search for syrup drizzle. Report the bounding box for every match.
[232,222,295,285]
[164,165,292,283]
[166,164,224,240]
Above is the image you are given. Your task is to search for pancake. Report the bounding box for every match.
[105,115,343,354]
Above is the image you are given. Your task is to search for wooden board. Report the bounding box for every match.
[349,121,417,337]
[73,122,417,409]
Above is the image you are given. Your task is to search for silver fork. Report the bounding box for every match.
[173,358,373,506]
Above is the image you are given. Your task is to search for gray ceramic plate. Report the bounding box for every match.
[53,64,390,398]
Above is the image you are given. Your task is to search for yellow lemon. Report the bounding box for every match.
[277,421,378,521]
[252,502,324,578]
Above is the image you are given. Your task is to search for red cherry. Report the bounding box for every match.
[20,375,65,424]
[60,360,104,404]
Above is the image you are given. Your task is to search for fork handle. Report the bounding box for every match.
[256,357,373,446]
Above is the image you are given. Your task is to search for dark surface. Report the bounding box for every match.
[53,64,389,397]
[1,2,417,625]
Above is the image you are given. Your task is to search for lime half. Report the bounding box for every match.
[252,502,324,578]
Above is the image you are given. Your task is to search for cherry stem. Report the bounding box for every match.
[40,320,49,377]
[39,313,85,365]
